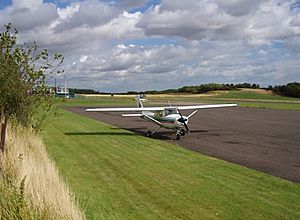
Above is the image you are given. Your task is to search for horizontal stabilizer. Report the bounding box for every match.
[122,113,143,117]
[86,107,165,112]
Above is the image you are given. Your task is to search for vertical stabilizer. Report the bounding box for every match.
[136,95,144,108]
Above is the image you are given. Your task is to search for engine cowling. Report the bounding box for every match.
[176,116,188,126]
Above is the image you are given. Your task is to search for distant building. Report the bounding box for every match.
[56,86,69,98]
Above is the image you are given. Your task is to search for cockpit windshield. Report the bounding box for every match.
[164,108,178,115]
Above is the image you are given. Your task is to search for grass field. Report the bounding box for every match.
[57,89,300,110]
[212,90,300,101]
[43,109,300,219]
[56,96,135,107]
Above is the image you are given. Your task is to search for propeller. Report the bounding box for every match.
[177,108,190,133]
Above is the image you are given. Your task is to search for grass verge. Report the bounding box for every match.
[0,125,85,220]
[43,109,300,219]
[57,96,135,107]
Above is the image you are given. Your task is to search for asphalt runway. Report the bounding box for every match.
[65,106,300,183]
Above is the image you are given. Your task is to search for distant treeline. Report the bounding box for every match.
[270,82,300,98]
[70,83,260,95]
[70,82,300,98]
[68,88,102,95]
[131,83,261,95]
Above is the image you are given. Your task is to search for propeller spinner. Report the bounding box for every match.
[177,109,190,133]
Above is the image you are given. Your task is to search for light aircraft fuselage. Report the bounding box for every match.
[139,111,188,129]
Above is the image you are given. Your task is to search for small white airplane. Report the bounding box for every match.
[85,95,237,140]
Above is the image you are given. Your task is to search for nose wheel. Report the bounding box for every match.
[180,128,185,136]
[176,129,186,140]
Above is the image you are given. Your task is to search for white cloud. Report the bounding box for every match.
[79,55,88,63]
[0,1,58,31]
[13,4,142,55]
[54,1,120,32]
[138,0,300,43]
[57,4,79,20]
[117,0,148,9]
[216,0,262,16]
[258,49,268,56]
[285,36,300,51]
[12,0,43,10]
[138,2,234,40]
[1,0,299,91]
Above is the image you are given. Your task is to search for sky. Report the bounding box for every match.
[0,0,300,92]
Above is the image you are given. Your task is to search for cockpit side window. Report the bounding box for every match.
[155,110,164,117]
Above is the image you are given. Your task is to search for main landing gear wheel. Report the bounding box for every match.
[176,134,181,140]
[146,131,152,138]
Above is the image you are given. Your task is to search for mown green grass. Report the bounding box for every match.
[164,98,300,110]
[56,90,300,111]
[235,101,300,110]
[57,96,134,107]
[43,109,300,219]
[59,96,300,110]
[149,90,300,110]
[212,90,300,101]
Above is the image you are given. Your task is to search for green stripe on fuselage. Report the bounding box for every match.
[153,116,175,123]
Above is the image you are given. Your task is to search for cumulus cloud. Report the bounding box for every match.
[0,1,58,31]
[138,0,300,44]
[216,0,262,16]
[64,40,300,92]
[54,1,120,32]
[245,1,300,43]
[71,44,191,74]
[117,0,149,9]
[63,43,195,91]
[138,1,233,40]
[12,0,43,9]
[15,5,143,54]
[284,36,300,51]
[0,0,299,91]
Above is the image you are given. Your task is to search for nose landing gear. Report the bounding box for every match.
[175,129,186,140]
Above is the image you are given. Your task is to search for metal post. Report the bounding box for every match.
[0,106,6,152]
[0,117,7,152]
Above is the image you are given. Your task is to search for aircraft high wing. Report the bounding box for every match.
[85,104,237,112]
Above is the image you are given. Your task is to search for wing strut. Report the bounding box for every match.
[187,110,198,119]
[141,113,163,126]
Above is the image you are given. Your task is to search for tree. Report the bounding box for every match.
[0,24,63,152]
[273,82,300,98]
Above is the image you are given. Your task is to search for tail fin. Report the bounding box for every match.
[136,95,144,108]
[136,94,148,108]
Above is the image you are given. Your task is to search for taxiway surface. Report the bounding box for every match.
[65,106,300,183]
